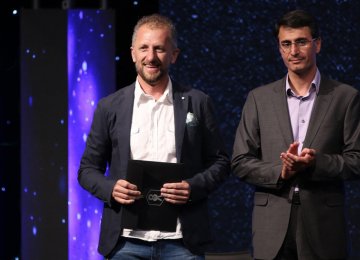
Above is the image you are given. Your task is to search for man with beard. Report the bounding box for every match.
[232,9,360,260]
[78,14,229,259]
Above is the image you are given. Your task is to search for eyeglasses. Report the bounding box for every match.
[279,38,318,53]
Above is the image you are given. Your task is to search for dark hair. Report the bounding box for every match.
[132,13,178,48]
[274,9,320,39]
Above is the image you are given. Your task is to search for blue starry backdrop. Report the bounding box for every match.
[160,0,360,257]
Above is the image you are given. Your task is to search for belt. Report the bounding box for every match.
[289,186,301,205]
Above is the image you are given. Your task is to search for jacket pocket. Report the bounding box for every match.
[254,192,269,206]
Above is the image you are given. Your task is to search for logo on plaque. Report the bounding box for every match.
[146,190,164,206]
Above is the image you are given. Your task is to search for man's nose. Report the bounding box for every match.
[146,49,157,61]
[290,43,300,55]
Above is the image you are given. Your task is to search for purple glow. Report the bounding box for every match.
[68,10,115,259]
[32,226,37,236]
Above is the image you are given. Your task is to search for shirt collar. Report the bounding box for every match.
[286,68,321,97]
[134,77,173,106]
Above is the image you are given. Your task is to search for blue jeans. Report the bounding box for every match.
[107,238,205,260]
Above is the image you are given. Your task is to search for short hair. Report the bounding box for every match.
[274,9,320,39]
[132,13,178,48]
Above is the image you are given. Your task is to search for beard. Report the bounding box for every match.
[135,62,167,86]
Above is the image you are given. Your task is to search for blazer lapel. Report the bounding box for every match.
[117,84,135,161]
[173,83,188,162]
[272,78,294,146]
[303,77,334,148]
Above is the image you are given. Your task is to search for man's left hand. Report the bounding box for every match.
[161,181,191,204]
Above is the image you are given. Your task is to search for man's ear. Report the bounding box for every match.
[171,48,180,64]
[315,38,321,54]
[130,46,136,62]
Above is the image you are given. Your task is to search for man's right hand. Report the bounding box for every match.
[112,179,142,204]
[280,142,299,180]
[280,142,316,180]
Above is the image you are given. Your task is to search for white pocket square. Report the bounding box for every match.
[186,112,198,126]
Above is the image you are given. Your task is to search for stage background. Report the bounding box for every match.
[1,0,359,259]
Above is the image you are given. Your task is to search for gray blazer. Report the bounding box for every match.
[232,75,360,259]
[78,81,230,257]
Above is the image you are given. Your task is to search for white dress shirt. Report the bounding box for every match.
[122,77,183,241]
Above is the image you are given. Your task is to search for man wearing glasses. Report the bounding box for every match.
[232,9,360,260]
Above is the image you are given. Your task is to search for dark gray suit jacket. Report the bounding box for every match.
[78,81,230,257]
[232,75,360,259]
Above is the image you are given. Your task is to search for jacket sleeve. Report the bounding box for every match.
[231,91,283,189]
[77,99,116,205]
[310,90,360,181]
